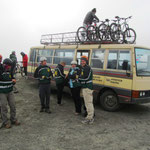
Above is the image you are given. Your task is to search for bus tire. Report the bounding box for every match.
[100,90,121,111]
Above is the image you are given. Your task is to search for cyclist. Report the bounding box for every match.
[81,8,99,41]
[83,8,99,29]
[20,52,28,79]
[0,58,20,129]
[9,51,17,76]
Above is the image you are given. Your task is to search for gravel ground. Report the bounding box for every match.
[0,76,150,150]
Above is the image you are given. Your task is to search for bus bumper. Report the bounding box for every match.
[131,97,150,104]
[118,95,150,104]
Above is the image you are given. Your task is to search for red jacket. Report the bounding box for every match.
[23,54,28,67]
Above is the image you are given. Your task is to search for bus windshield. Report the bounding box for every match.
[135,48,150,76]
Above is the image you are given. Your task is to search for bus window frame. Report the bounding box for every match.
[90,49,105,70]
[53,49,75,66]
[106,49,132,72]
[37,49,54,64]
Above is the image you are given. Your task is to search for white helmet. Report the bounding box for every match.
[71,60,77,65]
[40,57,47,62]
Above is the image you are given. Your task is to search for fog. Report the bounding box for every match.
[0,0,150,60]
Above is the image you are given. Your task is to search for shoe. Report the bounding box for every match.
[45,109,51,114]
[83,112,87,118]
[57,103,63,106]
[0,123,11,129]
[11,120,21,126]
[40,108,45,112]
[81,118,94,125]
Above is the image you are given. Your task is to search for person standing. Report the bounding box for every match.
[68,61,81,115]
[34,57,53,113]
[79,56,94,124]
[20,52,28,78]
[0,58,20,129]
[54,62,66,105]
[9,51,17,76]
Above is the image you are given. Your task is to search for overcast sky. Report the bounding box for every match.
[0,0,150,60]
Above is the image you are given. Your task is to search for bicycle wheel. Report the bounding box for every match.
[110,23,120,41]
[77,26,87,43]
[87,25,97,41]
[99,23,108,41]
[123,28,136,44]
[20,67,25,77]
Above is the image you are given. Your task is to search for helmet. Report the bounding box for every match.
[20,52,25,56]
[12,51,15,54]
[71,60,77,65]
[40,57,47,62]
[92,8,96,12]
[81,56,88,63]
[3,58,13,66]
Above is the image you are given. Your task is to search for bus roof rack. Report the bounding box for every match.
[40,32,119,45]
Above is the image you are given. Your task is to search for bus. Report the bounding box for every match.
[28,44,150,111]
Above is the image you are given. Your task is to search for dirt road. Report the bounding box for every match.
[0,77,150,150]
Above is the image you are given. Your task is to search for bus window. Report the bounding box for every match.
[53,49,74,65]
[107,51,118,69]
[118,51,130,70]
[91,49,104,69]
[37,49,54,64]
[107,50,131,70]
[30,49,36,62]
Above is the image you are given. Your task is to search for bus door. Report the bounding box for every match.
[29,49,37,74]
[76,50,90,65]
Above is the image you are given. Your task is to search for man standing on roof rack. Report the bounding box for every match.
[83,8,99,29]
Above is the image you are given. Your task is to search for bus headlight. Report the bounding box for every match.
[139,92,146,97]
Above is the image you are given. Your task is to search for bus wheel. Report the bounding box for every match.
[100,90,121,111]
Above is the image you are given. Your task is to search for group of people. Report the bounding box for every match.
[0,8,98,128]
[34,55,95,125]
[0,52,28,129]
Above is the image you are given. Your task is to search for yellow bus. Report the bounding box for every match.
[28,44,150,111]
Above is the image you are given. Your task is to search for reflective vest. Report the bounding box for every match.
[0,72,14,93]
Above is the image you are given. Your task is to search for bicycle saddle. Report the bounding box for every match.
[115,16,119,19]
[105,19,109,22]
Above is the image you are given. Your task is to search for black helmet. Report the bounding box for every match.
[20,52,25,56]
[3,58,13,66]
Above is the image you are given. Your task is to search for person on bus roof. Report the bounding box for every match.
[54,62,66,105]
[68,60,82,115]
[34,57,53,113]
[83,8,99,28]
[0,58,20,129]
[79,56,95,124]
[20,52,28,79]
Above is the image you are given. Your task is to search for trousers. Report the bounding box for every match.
[81,88,94,120]
[71,87,81,113]
[39,84,51,109]
[56,83,64,104]
[0,92,17,125]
